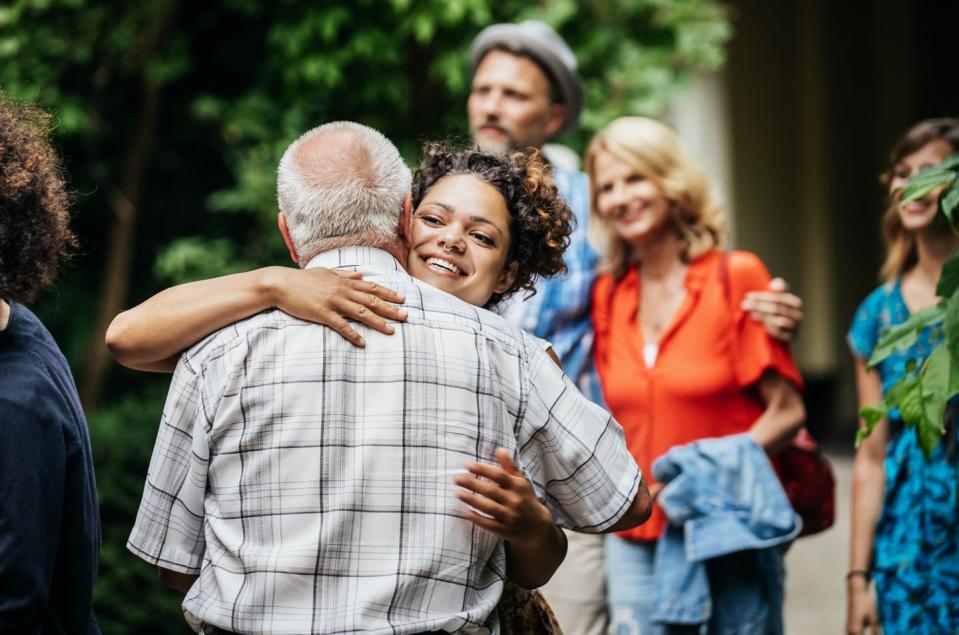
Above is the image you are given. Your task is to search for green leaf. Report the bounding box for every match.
[937,252,959,298]
[891,374,923,426]
[938,152,959,171]
[941,185,959,231]
[917,344,951,456]
[901,166,956,204]
[905,358,918,375]
[856,402,888,447]
[869,304,946,367]
[947,288,959,369]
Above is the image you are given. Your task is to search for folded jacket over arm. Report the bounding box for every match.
[650,433,801,632]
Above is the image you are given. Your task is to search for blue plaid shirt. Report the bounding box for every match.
[498,168,603,403]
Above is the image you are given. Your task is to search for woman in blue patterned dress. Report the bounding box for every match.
[847,118,959,635]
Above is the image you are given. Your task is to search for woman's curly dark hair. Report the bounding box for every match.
[411,144,572,307]
[0,93,76,304]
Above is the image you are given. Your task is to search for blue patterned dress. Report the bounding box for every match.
[848,279,959,634]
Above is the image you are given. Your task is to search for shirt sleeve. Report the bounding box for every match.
[0,385,65,627]
[127,354,210,574]
[726,251,804,390]
[516,333,642,533]
[848,288,883,361]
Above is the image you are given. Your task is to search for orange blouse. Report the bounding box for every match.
[592,249,803,541]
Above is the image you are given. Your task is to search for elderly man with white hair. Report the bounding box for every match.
[126,121,649,634]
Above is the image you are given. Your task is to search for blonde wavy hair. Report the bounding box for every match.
[878,118,959,282]
[585,116,726,278]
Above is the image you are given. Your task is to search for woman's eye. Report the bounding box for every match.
[472,233,494,246]
[420,215,442,225]
[626,174,644,184]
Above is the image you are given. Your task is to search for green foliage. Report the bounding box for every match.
[855,402,888,447]
[867,304,945,368]
[937,251,959,297]
[87,383,185,634]
[154,237,253,285]
[859,154,959,457]
[900,167,956,206]
[0,2,731,632]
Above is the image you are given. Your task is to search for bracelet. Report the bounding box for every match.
[845,569,871,581]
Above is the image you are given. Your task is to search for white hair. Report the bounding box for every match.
[276,121,412,261]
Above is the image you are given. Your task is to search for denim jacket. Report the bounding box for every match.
[650,434,801,632]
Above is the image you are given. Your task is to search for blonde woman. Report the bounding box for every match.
[847,118,959,635]
[588,117,805,634]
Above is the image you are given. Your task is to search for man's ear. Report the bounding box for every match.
[397,193,413,248]
[277,212,300,265]
[494,260,519,295]
[543,103,567,139]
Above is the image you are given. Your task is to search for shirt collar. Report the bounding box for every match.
[305,246,404,271]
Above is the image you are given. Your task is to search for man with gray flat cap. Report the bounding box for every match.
[467,22,609,635]
[464,19,807,635]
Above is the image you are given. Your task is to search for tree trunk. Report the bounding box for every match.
[79,3,176,410]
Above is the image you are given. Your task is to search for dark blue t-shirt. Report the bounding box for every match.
[0,303,100,634]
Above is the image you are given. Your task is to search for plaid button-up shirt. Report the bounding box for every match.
[128,247,641,634]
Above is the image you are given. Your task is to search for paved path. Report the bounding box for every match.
[784,452,852,634]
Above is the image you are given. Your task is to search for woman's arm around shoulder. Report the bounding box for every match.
[731,250,804,342]
[106,266,406,372]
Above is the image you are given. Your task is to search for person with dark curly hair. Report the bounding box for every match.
[0,94,101,633]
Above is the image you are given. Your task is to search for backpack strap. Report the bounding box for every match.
[718,251,731,305]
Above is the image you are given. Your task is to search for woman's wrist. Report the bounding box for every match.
[257,266,290,310]
[846,569,871,590]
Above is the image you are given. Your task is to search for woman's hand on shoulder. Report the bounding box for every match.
[741,277,803,342]
[266,267,407,347]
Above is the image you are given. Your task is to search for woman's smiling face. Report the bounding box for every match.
[890,138,954,232]
[593,149,672,248]
[407,173,517,307]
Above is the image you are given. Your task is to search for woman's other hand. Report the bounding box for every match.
[741,277,803,342]
[455,448,566,589]
[846,577,879,635]
[455,449,555,546]
[267,267,407,347]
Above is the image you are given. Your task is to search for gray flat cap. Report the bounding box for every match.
[470,20,583,137]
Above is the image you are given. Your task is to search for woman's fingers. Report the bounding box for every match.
[322,312,366,348]
[463,509,508,538]
[332,295,395,336]
[493,448,521,477]
[741,294,804,322]
[345,288,408,323]
[346,276,406,306]
[454,473,512,505]
[284,269,406,343]
[464,461,517,489]
[331,270,364,280]
[456,489,508,521]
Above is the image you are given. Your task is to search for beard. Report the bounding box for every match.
[471,123,516,155]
